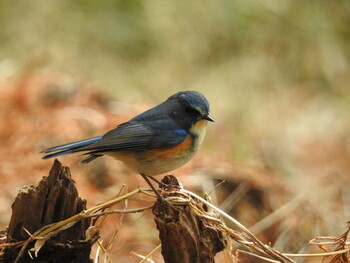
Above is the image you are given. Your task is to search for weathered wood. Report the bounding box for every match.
[153,175,227,263]
[4,160,96,263]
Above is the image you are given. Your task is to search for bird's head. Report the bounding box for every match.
[167,91,214,130]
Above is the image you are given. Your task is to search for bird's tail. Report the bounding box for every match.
[41,135,103,162]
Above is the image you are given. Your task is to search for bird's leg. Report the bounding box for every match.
[140,173,163,200]
[147,175,182,190]
[146,175,167,187]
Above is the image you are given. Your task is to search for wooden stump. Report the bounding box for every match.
[153,175,227,263]
[3,160,97,263]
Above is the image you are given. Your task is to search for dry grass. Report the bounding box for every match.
[1,180,349,262]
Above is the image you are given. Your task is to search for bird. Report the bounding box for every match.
[42,91,213,198]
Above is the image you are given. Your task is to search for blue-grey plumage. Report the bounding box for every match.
[42,135,103,159]
[42,91,213,176]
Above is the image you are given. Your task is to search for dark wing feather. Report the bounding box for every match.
[78,120,188,154]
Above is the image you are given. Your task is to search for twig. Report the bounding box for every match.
[284,248,350,258]
[138,244,161,263]
[85,205,154,219]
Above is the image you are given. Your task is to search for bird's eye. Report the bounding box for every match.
[185,106,193,113]
[185,106,201,117]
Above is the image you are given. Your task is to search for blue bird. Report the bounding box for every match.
[42,91,213,198]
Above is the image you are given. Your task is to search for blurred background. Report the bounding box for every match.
[1,1,350,262]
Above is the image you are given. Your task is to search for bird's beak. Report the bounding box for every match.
[203,114,214,122]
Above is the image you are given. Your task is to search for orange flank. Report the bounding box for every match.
[105,135,195,175]
[149,135,193,160]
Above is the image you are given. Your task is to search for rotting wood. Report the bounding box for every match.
[153,175,228,263]
[3,160,97,263]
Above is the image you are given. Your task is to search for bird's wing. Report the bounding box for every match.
[79,120,188,154]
